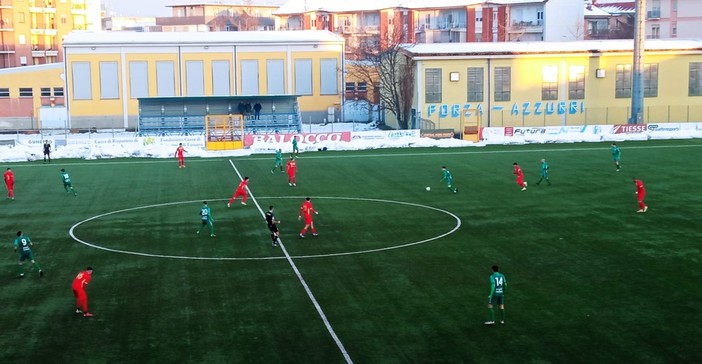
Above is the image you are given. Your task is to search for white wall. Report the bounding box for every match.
[543,0,585,41]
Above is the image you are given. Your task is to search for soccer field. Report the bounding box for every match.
[1,139,701,363]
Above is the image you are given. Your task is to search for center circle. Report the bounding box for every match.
[69,196,462,260]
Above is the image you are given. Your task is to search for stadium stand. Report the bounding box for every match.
[138,96,301,136]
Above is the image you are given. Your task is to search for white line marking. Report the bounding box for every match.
[68,197,460,260]
[228,159,353,364]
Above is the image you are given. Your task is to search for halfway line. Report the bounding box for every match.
[228,159,353,364]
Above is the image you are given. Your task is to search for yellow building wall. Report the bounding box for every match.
[0,65,65,128]
[67,53,124,117]
[412,51,702,131]
[237,51,288,95]
[293,51,342,116]
[181,52,235,96]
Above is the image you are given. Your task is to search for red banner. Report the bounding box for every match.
[612,124,647,134]
[244,132,351,147]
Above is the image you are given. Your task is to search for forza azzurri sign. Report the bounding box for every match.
[427,101,586,118]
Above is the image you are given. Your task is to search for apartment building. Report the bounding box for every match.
[156,0,286,32]
[0,0,100,68]
[588,1,635,40]
[647,0,702,39]
[274,0,584,56]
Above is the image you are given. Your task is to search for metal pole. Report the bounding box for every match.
[630,0,646,124]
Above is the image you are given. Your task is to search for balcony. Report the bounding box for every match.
[0,20,12,31]
[32,45,58,57]
[0,0,13,8]
[647,9,661,19]
[509,20,544,33]
[156,15,208,26]
[0,44,15,53]
[71,4,87,15]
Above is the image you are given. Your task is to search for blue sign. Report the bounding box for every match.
[427,101,585,118]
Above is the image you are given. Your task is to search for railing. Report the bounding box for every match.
[0,44,15,52]
[0,20,12,29]
[647,9,661,19]
[0,0,14,7]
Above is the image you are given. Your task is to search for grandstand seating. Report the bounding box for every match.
[138,96,301,136]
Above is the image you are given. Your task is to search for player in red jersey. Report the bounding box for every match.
[175,143,187,168]
[227,177,249,206]
[513,162,527,191]
[286,157,297,187]
[4,167,14,200]
[633,178,648,213]
[298,197,319,238]
[72,267,94,317]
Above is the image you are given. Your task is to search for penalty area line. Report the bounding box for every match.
[228,159,353,364]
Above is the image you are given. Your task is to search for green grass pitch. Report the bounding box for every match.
[1,139,701,363]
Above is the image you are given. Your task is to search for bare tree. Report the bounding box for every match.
[346,26,415,129]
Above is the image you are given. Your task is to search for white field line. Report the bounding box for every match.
[228,159,353,364]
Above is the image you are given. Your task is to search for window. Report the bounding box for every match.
[425,68,442,103]
[240,60,259,95]
[19,88,33,97]
[345,82,355,92]
[357,82,368,92]
[53,87,64,96]
[651,25,660,39]
[266,59,285,95]
[99,61,119,99]
[320,58,338,95]
[71,62,92,100]
[467,67,483,102]
[615,64,632,98]
[18,34,26,45]
[156,61,175,97]
[18,13,25,23]
[294,59,312,95]
[129,61,148,99]
[672,23,677,37]
[41,87,51,97]
[0,88,9,97]
[185,60,204,96]
[568,65,585,100]
[541,66,558,100]
[494,67,511,102]
[61,15,67,24]
[212,60,230,96]
[690,62,702,96]
[643,64,658,98]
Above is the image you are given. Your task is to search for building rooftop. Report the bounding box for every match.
[274,0,545,15]
[593,1,635,14]
[584,4,611,17]
[402,39,702,57]
[166,0,287,7]
[62,30,344,46]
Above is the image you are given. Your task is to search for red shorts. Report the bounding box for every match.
[234,189,246,198]
[302,215,313,224]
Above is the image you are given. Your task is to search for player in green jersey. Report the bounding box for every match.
[60,168,77,196]
[13,231,43,278]
[196,201,215,237]
[440,166,458,193]
[611,143,621,171]
[292,136,299,157]
[485,265,507,325]
[271,149,284,173]
[536,158,551,186]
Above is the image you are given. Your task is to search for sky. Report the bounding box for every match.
[104,0,172,17]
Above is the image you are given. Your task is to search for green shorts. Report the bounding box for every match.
[19,250,35,262]
[488,294,504,306]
